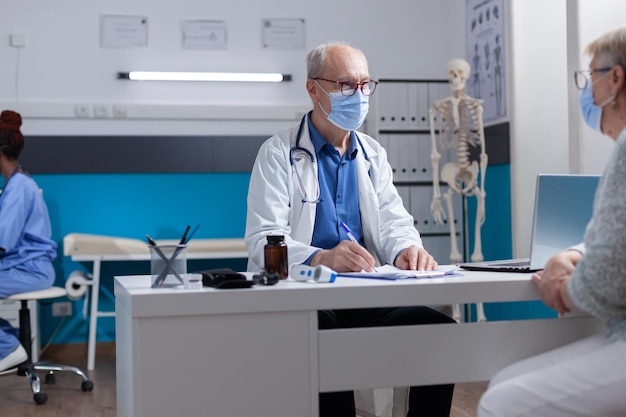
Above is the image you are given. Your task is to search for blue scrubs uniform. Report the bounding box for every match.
[0,173,56,359]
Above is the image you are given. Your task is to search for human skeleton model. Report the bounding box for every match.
[429,58,488,322]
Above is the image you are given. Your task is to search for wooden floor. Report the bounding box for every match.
[449,381,488,417]
[0,342,487,416]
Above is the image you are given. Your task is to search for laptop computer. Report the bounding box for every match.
[460,174,600,273]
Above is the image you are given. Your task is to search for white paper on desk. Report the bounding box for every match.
[338,265,458,280]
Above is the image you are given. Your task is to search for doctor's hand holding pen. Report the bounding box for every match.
[307,222,376,273]
[309,240,376,273]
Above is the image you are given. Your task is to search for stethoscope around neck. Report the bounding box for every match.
[289,115,369,204]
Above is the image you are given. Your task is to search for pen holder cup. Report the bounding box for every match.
[150,244,187,288]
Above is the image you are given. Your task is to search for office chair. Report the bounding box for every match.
[0,287,94,405]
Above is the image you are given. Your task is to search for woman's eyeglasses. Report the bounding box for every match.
[574,67,612,89]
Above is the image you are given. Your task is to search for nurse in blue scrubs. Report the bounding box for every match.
[0,110,57,372]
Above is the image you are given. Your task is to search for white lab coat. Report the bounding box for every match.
[245,114,423,272]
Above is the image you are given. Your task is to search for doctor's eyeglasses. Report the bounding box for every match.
[314,78,378,96]
[574,67,612,89]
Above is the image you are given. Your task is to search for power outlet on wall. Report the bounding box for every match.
[74,104,90,118]
[10,33,26,47]
[94,104,110,118]
[52,302,72,317]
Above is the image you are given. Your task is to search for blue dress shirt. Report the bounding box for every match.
[308,118,365,251]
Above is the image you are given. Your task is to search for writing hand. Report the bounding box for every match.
[311,240,376,272]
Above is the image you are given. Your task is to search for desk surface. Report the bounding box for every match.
[114,269,601,417]
[115,268,543,317]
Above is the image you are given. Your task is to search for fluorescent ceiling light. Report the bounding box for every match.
[117,71,291,82]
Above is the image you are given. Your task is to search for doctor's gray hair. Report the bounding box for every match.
[585,27,626,69]
[306,41,368,79]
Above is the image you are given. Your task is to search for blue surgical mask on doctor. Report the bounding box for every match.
[316,81,369,131]
[579,73,614,132]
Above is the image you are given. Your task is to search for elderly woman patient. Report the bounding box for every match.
[477,27,626,417]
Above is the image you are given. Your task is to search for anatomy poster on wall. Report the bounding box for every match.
[465,0,506,122]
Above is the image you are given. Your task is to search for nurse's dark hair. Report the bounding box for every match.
[306,41,368,79]
[585,27,626,69]
[0,110,24,160]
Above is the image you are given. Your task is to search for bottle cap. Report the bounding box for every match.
[267,235,285,244]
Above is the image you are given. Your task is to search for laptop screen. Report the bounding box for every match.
[528,174,600,270]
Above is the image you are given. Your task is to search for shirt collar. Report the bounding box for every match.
[307,115,358,158]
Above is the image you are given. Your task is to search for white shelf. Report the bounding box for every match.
[374,79,464,264]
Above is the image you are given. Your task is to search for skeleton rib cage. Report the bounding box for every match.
[434,97,484,178]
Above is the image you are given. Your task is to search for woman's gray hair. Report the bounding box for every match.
[585,27,626,69]
[306,41,367,79]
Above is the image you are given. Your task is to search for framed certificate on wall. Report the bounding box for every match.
[100,15,148,48]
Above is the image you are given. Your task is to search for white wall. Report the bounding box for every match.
[6,0,619,260]
[1,0,465,135]
[508,0,570,257]
[8,1,608,259]
[507,0,626,258]
[577,0,626,174]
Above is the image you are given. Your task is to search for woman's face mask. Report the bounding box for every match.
[316,82,369,131]
[579,83,603,132]
[579,72,614,133]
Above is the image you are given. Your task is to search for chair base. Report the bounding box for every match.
[0,287,93,404]
[0,360,94,405]
[1,287,95,404]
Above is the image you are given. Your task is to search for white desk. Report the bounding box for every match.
[114,270,602,417]
[64,233,247,370]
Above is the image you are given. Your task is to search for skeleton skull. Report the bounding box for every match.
[446,58,471,92]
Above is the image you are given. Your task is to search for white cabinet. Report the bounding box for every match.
[370,80,465,264]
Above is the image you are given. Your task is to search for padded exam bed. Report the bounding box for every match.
[63,233,248,370]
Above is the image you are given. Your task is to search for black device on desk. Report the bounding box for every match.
[252,270,280,286]
[198,268,254,289]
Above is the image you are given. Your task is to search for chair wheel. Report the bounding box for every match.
[34,392,48,405]
[82,380,94,392]
[45,372,56,384]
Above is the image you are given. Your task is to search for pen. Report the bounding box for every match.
[146,234,157,247]
[340,222,378,272]
[184,224,200,244]
[340,222,358,243]
[179,225,191,245]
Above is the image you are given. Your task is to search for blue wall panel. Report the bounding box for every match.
[465,164,557,321]
[18,165,554,345]
[466,164,513,263]
[32,172,251,345]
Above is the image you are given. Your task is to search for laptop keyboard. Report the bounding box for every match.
[495,260,530,267]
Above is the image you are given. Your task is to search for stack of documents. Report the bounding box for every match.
[337,265,461,280]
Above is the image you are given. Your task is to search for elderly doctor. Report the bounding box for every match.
[246,41,437,273]
[245,41,455,417]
